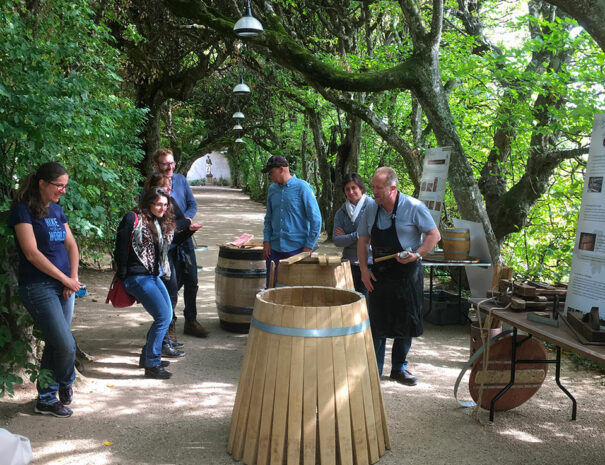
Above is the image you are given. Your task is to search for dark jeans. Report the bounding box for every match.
[169,237,198,321]
[350,264,369,299]
[373,337,412,377]
[19,280,76,404]
[265,247,304,288]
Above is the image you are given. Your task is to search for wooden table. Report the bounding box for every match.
[472,299,605,421]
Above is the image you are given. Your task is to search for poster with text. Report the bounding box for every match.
[565,113,605,319]
[418,146,451,225]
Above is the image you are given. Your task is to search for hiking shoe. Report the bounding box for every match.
[138,357,170,368]
[168,322,178,342]
[58,385,73,405]
[390,369,418,386]
[184,320,209,338]
[145,366,172,379]
[34,400,73,418]
[166,338,184,348]
[162,344,185,357]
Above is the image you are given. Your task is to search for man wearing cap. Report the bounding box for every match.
[153,148,209,339]
[357,166,440,386]
[262,155,322,286]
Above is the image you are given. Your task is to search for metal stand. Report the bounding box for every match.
[489,327,577,422]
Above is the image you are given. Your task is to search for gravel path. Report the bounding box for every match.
[2,186,604,465]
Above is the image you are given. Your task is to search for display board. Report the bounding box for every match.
[565,113,605,320]
[417,146,451,225]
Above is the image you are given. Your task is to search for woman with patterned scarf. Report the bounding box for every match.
[114,187,185,379]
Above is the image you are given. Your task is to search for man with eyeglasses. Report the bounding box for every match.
[153,148,209,339]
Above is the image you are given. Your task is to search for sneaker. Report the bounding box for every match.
[390,369,418,386]
[138,357,170,368]
[145,365,172,379]
[167,338,184,348]
[184,320,209,338]
[162,344,185,357]
[58,385,73,405]
[34,400,73,418]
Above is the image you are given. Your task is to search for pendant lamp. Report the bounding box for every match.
[233,1,264,37]
[233,123,243,131]
[232,110,245,119]
[233,75,250,96]
[235,137,244,143]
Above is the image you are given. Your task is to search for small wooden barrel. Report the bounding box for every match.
[228,286,390,465]
[275,256,355,289]
[442,228,470,260]
[215,245,266,333]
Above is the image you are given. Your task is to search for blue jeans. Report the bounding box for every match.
[19,280,76,404]
[123,275,172,368]
[373,337,412,376]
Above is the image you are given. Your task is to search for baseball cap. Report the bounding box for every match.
[261,155,289,173]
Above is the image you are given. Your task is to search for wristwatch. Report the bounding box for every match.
[415,252,422,261]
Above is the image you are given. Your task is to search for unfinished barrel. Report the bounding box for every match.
[275,256,355,289]
[442,228,470,260]
[215,245,266,333]
[228,286,390,465]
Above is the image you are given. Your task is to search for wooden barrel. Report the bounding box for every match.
[275,256,355,289]
[228,286,390,465]
[215,245,266,333]
[442,228,470,260]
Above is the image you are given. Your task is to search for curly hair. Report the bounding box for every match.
[135,187,175,241]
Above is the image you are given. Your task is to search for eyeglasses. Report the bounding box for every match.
[152,202,169,209]
[48,181,69,191]
[157,161,175,168]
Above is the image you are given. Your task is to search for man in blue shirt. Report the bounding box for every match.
[357,167,440,386]
[262,155,322,286]
[154,148,209,339]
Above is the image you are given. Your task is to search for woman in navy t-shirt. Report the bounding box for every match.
[9,162,80,418]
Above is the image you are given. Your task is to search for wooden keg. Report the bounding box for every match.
[442,228,470,260]
[215,245,266,333]
[228,286,390,465]
[275,256,355,289]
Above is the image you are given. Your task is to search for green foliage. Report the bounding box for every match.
[189,178,205,186]
[0,0,146,396]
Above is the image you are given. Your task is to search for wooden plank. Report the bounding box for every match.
[269,261,276,289]
[343,311,369,465]
[317,305,336,465]
[327,255,342,264]
[280,251,311,265]
[303,307,318,465]
[475,369,547,384]
[242,304,274,465]
[269,306,293,465]
[229,233,254,247]
[286,305,305,465]
[256,306,283,465]
[330,305,354,465]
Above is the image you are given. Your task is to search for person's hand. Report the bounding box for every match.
[189,223,203,231]
[62,286,75,300]
[302,247,312,254]
[62,276,81,293]
[395,251,417,264]
[263,242,271,261]
[361,267,376,292]
[334,227,346,236]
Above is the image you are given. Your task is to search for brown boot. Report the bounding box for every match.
[184,320,209,338]
[168,322,177,342]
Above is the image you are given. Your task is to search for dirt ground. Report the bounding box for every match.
[2,186,605,465]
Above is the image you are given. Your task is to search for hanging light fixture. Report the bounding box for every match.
[233,1,264,37]
[232,75,250,96]
[232,110,245,119]
[233,123,243,131]
[235,137,244,143]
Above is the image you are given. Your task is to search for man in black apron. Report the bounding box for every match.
[357,167,440,385]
